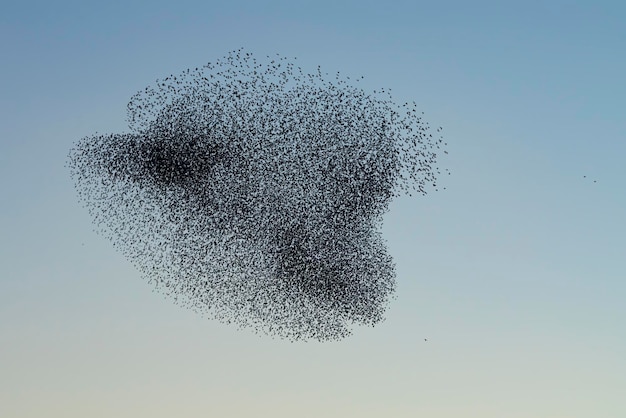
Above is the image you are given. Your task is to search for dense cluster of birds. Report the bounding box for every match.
[67,49,448,341]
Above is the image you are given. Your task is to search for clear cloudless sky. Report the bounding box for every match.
[1,1,625,417]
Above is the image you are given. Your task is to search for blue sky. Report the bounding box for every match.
[1,1,625,417]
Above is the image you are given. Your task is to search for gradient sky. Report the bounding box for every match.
[2,1,625,417]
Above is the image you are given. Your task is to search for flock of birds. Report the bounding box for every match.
[67,49,448,341]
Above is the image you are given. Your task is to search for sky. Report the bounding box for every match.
[1,1,625,417]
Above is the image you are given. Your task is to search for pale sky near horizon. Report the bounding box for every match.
[2,1,625,417]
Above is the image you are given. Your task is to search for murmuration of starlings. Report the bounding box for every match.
[67,49,449,342]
